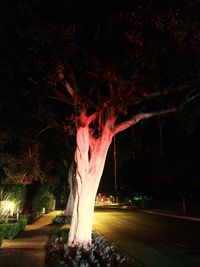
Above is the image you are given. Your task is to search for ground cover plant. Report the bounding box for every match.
[45,228,141,267]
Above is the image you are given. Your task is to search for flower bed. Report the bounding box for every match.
[45,229,141,267]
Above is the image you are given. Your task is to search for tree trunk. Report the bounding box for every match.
[64,161,75,216]
[68,125,112,248]
[68,178,97,248]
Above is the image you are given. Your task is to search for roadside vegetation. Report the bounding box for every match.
[46,218,141,267]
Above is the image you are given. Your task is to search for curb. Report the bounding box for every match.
[140,209,200,222]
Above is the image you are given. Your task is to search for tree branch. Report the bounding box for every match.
[57,65,76,98]
[87,112,98,126]
[36,126,54,138]
[186,92,200,102]
[114,107,178,135]
[63,81,75,98]
[114,89,200,135]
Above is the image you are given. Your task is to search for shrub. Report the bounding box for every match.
[0,219,28,242]
[33,183,55,214]
[20,214,32,224]
[2,223,22,239]
[19,218,28,231]
[0,224,6,237]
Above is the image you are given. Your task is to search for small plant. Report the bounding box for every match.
[52,213,71,225]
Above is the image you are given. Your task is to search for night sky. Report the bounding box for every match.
[0,0,200,202]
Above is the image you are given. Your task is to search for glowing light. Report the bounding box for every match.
[0,200,15,216]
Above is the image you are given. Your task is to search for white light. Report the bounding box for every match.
[0,200,15,216]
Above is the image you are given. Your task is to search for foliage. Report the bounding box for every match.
[45,229,139,267]
[20,218,28,231]
[0,138,48,184]
[4,223,21,239]
[33,183,55,214]
[20,214,32,224]
[0,233,3,247]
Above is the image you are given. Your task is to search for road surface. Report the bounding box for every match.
[93,208,200,267]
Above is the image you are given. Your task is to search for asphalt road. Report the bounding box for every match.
[93,208,200,267]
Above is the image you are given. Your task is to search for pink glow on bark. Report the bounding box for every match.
[68,115,114,248]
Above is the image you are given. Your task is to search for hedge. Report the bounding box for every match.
[0,218,28,246]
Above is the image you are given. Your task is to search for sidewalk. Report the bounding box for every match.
[0,210,60,267]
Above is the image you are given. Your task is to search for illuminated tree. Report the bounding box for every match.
[48,0,200,248]
[54,68,198,248]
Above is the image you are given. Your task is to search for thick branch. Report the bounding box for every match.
[114,91,200,135]
[114,107,177,135]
